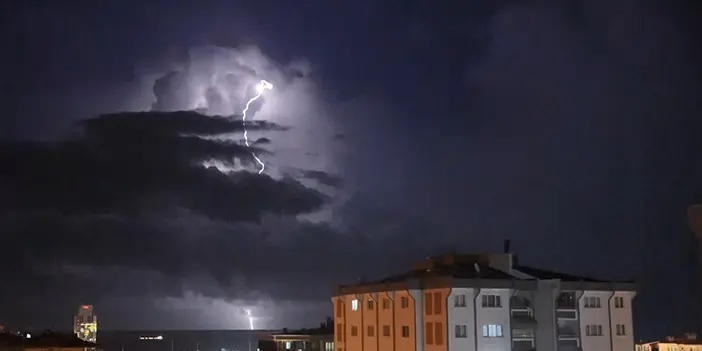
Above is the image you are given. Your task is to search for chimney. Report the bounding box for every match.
[503,239,511,254]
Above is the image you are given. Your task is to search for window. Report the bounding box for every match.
[482,324,503,338]
[401,296,409,308]
[433,292,443,314]
[434,322,444,345]
[455,325,468,338]
[584,297,601,308]
[585,325,603,336]
[481,294,502,308]
[367,326,375,337]
[367,299,374,310]
[336,300,343,317]
[401,326,410,338]
[382,325,391,337]
[351,299,359,311]
[424,293,433,315]
[351,326,358,336]
[336,324,343,341]
[425,323,434,344]
[454,294,467,307]
[557,292,576,309]
[614,296,625,308]
[382,298,390,309]
[616,324,627,336]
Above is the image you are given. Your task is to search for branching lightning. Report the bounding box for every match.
[242,80,273,174]
[243,308,255,330]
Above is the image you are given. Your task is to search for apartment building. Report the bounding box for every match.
[331,249,636,351]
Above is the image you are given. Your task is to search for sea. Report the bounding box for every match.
[97,330,275,351]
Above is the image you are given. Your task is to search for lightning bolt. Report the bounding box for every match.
[243,308,255,330]
[242,80,273,174]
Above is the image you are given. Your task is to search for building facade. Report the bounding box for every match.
[636,333,702,351]
[73,305,97,344]
[258,319,334,351]
[332,252,636,351]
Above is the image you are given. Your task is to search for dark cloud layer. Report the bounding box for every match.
[0,111,341,327]
[0,111,318,221]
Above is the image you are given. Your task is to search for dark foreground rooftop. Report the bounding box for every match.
[0,331,98,348]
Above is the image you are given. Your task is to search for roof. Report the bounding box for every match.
[371,262,517,284]
[514,265,608,283]
[336,253,635,294]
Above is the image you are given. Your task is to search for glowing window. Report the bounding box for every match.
[351,299,359,311]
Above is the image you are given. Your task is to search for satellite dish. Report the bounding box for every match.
[689,205,702,237]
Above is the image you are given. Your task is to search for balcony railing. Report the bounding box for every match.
[512,328,535,339]
[556,299,577,309]
[511,311,537,328]
[556,292,577,310]
[510,296,532,310]
[557,326,580,338]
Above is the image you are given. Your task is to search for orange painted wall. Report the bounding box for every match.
[332,296,345,350]
[422,288,450,351]
[393,290,416,351]
[345,294,363,351]
[362,293,378,351]
[377,292,394,351]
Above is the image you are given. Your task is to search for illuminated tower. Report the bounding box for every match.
[74,305,98,343]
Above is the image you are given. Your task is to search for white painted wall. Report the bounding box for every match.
[610,291,637,351]
[409,288,424,351]
[475,288,512,351]
[447,287,477,351]
[579,291,614,351]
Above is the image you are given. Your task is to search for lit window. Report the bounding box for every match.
[481,324,503,338]
[351,299,359,311]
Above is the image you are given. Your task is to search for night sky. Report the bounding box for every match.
[1,0,701,340]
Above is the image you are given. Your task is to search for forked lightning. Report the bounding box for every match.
[242,80,273,174]
[244,308,254,330]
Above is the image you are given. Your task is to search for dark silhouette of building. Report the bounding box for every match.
[0,329,99,351]
[257,318,334,351]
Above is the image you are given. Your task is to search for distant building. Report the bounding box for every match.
[0,330,99,351]
[332,242,637,351]
[258,319,334,351]
[73,305,97,344]
[636,333,702,351]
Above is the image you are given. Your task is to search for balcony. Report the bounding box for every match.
[511,310,537,328]
[557,325,580,338]
[556,292,577,310]
[510,296,532,310]
[512,328,535,339]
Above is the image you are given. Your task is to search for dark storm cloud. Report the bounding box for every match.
[0,209,433,308]
[0,109,347,326]
[0,111,321,221]
[301,170,344,188]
